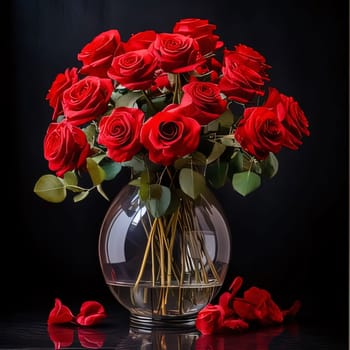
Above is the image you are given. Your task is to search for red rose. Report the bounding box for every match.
[107,49,158,90]
[76,301,107,326]
[219,49,266,104]
[233,44,271,80]
[150,69,172,94]
[124,30,157,51]
[234,106,285,159]
[149,33,205,73]
[62,76,113,126]
[77,29,124,78]
[46,67,79,121]
[140,108,201,166]
[173,18,224,55]
[233,286,284,326]
[180,81,228,125]
[97,107,144,162]
[47,298,74,325]
[264,87,310,150]
[195,304,225,335]
[44,121,90,177]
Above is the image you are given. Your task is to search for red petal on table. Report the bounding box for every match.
[76,300,107,326]
[282,300,302,318]
[229,276,243,297]
[47,298,74,325]
[222,318,249,332]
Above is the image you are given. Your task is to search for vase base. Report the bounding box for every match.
[129,313,197,330]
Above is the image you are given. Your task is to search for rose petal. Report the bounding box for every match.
[76,300,107,326]
[47,298,74,325]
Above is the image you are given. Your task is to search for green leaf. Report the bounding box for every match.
[129,178,141,187]
[145,185,171,218]
[221,134,241,147]
[100,160,122,181]
[122,156,145,173]
[114,91,143,108]
[83,124,97,145]
[33,175,66,203]
[73,191,89,203]
[206,161,229,189]
[228,151,244,176]
[174,157,191,169]
[179,168,206,199]
[191,152,207,166]
[218,108,234,129]
[139,183,162,201]
[63,171,78,187]
[206,142,226,164]
[261,152,279,178]
[86,158,106,186]
[149,184,162,199]
[93,154,107,164]
[140,170,151,184]
[97,184,110,201]
[139,183,150,201]
[232,171,261,196]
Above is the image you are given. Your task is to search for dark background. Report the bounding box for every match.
[7,0,348,330]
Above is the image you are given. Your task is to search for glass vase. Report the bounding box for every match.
[98,183,231,327]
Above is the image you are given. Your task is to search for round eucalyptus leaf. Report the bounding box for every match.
[33,175,66,203]
[232,171,261,196]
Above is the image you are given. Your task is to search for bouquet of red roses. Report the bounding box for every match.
[34,17,309,206]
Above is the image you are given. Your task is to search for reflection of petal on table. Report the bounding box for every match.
[78,327,106,349]
[47,325,74,349]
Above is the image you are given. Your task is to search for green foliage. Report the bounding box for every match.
[100,159,122,181]
[34,175,66,203]
[261,152,279,178]
[232,171,261,196]
[144,185,171,217]
[206,161,229,189]
[86,158,106,186]
[179,168,207,200]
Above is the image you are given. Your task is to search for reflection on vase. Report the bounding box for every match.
[117,327,200,349]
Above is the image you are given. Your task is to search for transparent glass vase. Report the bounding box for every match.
[98,184,231,327]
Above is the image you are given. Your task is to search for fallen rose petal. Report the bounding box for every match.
[195,304,225,335]
[222,318,249,332]
[229,276,243,296]
[76,301,107,326]
[233,287,283,325]
[218,292,235,317]
[282,300,302,318]
[47,298,74,325]
[78,327,106,349]
[47,325,74,350]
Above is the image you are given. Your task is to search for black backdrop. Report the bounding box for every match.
[8,0,348,327]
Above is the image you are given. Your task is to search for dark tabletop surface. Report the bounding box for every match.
[1,308,348,350]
